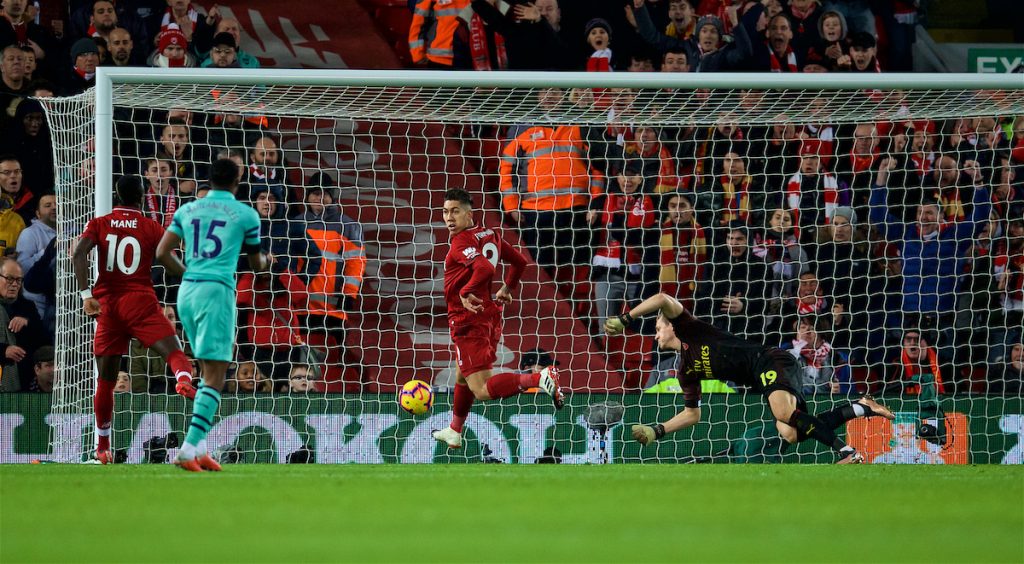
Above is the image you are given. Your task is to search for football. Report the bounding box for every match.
[399,380,434,415]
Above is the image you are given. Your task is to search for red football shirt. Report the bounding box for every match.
[81,207,166,299]
[444,225,526,317]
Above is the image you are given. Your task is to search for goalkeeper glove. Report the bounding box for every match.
[631,423,666,445]
[604,312,634,335]
[175,377,196,400]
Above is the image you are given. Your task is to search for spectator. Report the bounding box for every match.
[814,206,870,344]
[784,0,823,62]
[590,162,659,334]
[0,154,33,226]
[0,43,27,118]
[199,17,259,68]
[70,0,152,53]
[141,155,178,228]
[25,78,52,97]
[583,17,614,71]
[147,24,195,68]
[453,1,509,71]
[633,2,751,72]
[781,315,851,395]
[0,257,48,391]
[626,51,655,72]
[992,153,1023,222]
[658,192,706,310]
[695,151,767,239]
[0,0,57,79]
[63,37,99,95]
[86,1,120,44]
[498,99,603,281]
[621,126,682,195]
[105,27,140,67]
[467,0,574,71]
[286,364,318,394]
[839,31,878,72]
[822,0,875,37]
[157,119,200,197]
[2,98,53,193]
[694,222,768,337]
[15,193,53,322]
[659,46,688,72]
[206,103,267,158]
[159,0,215,45]
[253,183,317,278]
[664,0,696,40]
[754,13,798,72]
[28,344,53,392]
[833,122,878,217]
[409,0,469,68]
[301,174,366,356]
[22,235,54,334]
[786,140,840,243]
[237,266,310,390]
[231,360,272,394]
[200,31,238,68]
[870,157,991,376]
[247,135,285,190]
[989,343,1023,395]
[753,208,810,304]
[992,218,1024,364]
[113,370,132,393]
[887,328,946,396]
[127,304,178,393]
[804,10,846,69]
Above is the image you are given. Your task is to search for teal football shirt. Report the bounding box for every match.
[168,189,262,286]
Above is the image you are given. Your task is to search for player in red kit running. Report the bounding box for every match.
[72,176,196,464]
[432,189,564,450]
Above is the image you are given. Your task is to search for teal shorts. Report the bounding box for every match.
[177,280,236,362]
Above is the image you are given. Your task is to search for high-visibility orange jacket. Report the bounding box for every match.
[408,0,469,66]
[304,207,366,322]
[499,125,605,212]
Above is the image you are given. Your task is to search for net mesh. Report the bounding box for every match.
[43,77,1024,464]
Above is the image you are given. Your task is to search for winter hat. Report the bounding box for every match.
[817,10,848,40]
[70,38,99,61]
[695,15,724,38]
[584,18,612,40]
[158,25,188,54]
[830,206,857,225]
[849,31,876,49]
[212,32,237,51]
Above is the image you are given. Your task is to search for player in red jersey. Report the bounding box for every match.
[432,189,564,450]
[72,177,195,464]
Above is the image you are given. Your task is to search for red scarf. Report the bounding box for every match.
[9,19,27,44]
[796,296,827,316]
[145,187,177,228]
[901,347,945,395]
[86,23,101,37]
[795,338,832,369]
[850,149,877,173]
[768,45,798,72]
[161,3,198,35]
[468,13,507,71]
[249,163,280,183]
[909,152,933,177]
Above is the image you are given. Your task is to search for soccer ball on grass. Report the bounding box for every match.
[399,380,434,415]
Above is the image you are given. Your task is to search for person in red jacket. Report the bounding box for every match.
[237,268,312,389]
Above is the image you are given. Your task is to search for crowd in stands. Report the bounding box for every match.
[0,0,1020,398]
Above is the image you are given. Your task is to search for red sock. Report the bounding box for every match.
[94,378,115,451]
[519,372,540,389]
[166,349,192,382]
[450,383,474,433]
[485,372,523,399]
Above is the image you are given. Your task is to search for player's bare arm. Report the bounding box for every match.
[71,235,101,318]
[604,292,685,335]
[156,231,187,277]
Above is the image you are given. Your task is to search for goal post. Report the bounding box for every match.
[38,68,1024,464]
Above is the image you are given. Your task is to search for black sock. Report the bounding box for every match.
[817,403,865,431]
[788,409,848,452]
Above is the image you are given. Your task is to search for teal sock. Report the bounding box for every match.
[184,386,221,448]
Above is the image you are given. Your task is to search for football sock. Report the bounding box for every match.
[519,372,541,389]
[816,403,866,431]
[485,372,523,399]
[450,383,473,433]
[184,385,222,450]
[166,349,192,382]
[788,409,848,452]
[94,378,115,451]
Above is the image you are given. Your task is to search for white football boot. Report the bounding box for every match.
[432,427,463,449]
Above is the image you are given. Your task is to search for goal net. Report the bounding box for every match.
[41,70,1024,465]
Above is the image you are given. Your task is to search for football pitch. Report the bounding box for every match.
[1,465,1021,563]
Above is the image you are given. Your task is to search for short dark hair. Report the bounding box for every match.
[115,175,144,206]
[444,189,473,207]
[0,153,18,165]
[209,158,240,189]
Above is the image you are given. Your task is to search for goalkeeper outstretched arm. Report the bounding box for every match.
[604,293,702,445]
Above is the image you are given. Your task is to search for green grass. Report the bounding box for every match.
[1,465,1021,563]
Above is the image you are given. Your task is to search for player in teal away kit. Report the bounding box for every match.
[156,158,270,472]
